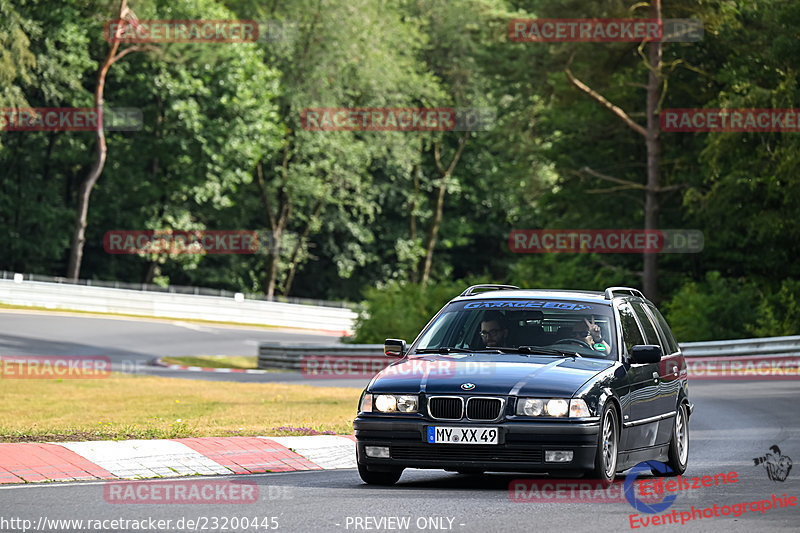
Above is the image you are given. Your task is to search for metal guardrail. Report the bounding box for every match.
[0,270,357,310]
[258,344,384,370]
[679,335,800,358]
[258,336,800,370]
[0,277,357,334]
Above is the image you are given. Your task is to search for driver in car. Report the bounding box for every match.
[571,317,611,353]
[480,311,510,347]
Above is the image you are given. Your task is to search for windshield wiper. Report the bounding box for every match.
[513,346,582,358]
[414,347,475,354]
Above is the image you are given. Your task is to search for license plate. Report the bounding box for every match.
[427,426,498,445]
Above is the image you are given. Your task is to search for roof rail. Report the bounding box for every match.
[460,284,520,297]
[604,286,645,300]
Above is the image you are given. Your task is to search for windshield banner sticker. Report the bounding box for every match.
[464,301,592,311]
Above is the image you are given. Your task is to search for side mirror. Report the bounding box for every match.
[384,338,407,358]
[630,344,662,364]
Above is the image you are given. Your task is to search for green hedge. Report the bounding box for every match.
[663,272,800,342]
[348,279,483,344]
[350,273,800,345]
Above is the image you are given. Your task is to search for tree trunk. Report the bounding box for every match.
[643,0,663,302]
[565,2,664,301]
[67,0,144,280]
[282,197,326,296]
[66,49,118,279]
[420,135,467,285]
[256,148,292,300]
[409,163,420,283]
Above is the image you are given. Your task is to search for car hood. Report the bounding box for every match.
[369,353,615,397]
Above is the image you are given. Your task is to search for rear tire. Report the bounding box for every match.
[663,403,689,476]
[357,464,403,485]
[589,402,619,487]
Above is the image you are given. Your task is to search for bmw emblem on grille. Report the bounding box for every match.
[461,383,476,391]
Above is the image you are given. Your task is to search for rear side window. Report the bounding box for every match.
[632,302,663,349]
[618,303,645,355]
[647,304,680,354]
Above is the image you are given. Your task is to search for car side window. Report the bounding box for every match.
[618,302,645,355]
[647,304,680,355]
[632,302,664,352]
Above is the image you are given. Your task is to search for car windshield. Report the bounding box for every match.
[414,298,617,360]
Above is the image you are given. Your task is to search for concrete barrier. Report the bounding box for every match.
[0,279,357,334]
[257,336,800,370]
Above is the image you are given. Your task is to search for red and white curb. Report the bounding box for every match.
[153,358,270,374]
[0,436,356,484]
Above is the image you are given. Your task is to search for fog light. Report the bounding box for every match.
[365,446,390,458]
[545,450,574,463]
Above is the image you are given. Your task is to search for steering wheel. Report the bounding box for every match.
[556,338,592,349]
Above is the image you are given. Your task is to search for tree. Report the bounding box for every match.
[229,0,442,298]
[562,0,665,300]
[67,0,150,279]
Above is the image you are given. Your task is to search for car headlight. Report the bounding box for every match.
[516,398,591,418]
[545,399,569,417]
[518,398,544,416]
[372,394,418,413]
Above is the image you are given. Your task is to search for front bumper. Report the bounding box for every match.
[354,416,600,472]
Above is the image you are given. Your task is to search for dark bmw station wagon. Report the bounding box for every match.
[354,285,692,485]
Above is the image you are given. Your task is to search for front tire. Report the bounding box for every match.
[663,402,689,475]
[590,402,619,486]
[358,463,403,485]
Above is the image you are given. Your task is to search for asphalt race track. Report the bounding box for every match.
[1,381,798,532]
[1,311,798,532]
[0,310,369,387]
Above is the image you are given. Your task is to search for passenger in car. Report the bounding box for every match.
[570,317,611,352]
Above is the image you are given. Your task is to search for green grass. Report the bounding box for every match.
[160,355,260,369]
[0,373,361,442]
